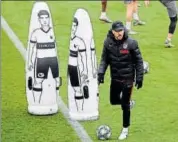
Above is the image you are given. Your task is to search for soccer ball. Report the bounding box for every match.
[143,61,149,74]
[96,125,111,140]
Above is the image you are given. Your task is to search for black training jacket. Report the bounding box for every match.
[98,29,144,82]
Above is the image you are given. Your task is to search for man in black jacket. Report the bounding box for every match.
[98,21,144,140]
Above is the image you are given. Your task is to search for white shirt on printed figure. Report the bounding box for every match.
[69,36,87,67]
[30,28,57,58]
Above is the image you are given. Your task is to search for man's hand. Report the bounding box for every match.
[144,0,150,7]
[98,73,104,85]
[135,80,143,89]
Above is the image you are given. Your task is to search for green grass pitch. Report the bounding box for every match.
[1,1,178,142]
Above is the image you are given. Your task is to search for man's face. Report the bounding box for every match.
[71,22,77,35]
[39,15,49,26]
[112,30,124,40]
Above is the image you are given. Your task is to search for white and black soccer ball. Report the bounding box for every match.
[96,125,111,140]
[143,61,149,74]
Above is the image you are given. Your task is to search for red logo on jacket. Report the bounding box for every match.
[120,49,129,54]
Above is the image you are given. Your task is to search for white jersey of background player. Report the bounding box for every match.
[28,10,60,103]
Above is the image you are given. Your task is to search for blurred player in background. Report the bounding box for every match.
[125,0,149,34]
[99,0,112,23]
[160,0,177,47]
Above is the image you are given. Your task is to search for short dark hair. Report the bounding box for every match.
[38,10,49,18]
[73,17,79,26]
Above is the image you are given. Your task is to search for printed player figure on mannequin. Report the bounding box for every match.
[68,17,89,112]
[28,10,59,103]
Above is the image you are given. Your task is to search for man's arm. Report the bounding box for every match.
[90,39,97,78]
[131,40,144,86]
[98,40,109,77]
[78,38,88,78]
[28,31,37,70]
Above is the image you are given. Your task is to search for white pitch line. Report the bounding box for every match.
[1,16,93,142]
